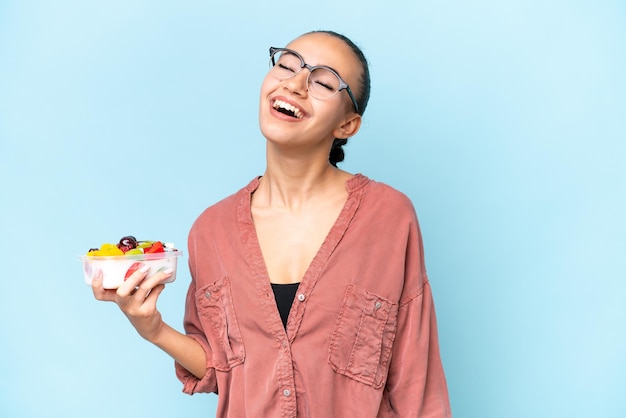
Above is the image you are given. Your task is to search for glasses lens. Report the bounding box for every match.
[270,50,302,79]
[308,68,341,100]
[269,48,343,101]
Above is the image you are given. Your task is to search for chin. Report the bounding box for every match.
[260,125,290,145]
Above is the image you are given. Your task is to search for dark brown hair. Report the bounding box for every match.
[305,30,371,167]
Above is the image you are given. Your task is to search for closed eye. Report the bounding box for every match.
[278,63,297,73]
[314,80,335,91]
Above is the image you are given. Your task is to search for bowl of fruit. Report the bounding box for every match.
[81,235,183,289]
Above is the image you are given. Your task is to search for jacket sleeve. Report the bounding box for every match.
[383,217,452,417]
[175,268,218,394]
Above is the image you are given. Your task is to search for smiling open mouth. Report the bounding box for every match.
[272,99,304,119]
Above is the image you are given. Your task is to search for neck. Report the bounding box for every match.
[255,143,350,210]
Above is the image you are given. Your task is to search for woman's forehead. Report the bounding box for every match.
[286,33,355,68]
[286,33,360,83]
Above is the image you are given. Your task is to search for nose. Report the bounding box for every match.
[282,69,309,97]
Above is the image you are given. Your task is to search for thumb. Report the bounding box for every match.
[91,269,116,302]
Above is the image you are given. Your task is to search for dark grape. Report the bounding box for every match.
[117,235,138,253]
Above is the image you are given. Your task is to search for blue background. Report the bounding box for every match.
[1,1,624,417]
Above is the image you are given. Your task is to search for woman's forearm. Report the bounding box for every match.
[151,323,207,380]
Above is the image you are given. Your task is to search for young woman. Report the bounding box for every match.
[93,30,452,417]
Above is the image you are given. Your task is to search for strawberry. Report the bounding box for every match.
[144,241,165,254]
[124,262,142,280]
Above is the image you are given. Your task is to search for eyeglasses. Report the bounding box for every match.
[269,47,359,114]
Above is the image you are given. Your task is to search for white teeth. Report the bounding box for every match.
[273,99,303,119]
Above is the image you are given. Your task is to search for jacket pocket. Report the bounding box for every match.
[328,284,399,388]
[196,276,245,371]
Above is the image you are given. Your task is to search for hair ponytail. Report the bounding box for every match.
[329,138,348,167]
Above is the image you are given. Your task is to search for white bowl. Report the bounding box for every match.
[81,250,183,289]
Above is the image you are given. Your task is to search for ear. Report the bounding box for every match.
[333,113,362,139]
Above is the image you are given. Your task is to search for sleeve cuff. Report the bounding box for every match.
[175,333,218,395]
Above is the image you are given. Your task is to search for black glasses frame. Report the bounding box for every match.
[269,47,359,114]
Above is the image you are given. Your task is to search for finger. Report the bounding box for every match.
[145,267,174,287]
[143,283,166,306]
[116,264,150,297]
[91,269,117,302]
[133,268,173,300]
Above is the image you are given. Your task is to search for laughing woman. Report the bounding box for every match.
[93,30,452,417]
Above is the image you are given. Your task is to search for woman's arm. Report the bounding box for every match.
[91,266,206,379]
[385,282,451,417]
[383,211,452,417]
